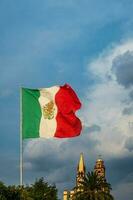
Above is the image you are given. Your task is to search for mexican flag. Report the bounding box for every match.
[22,84,82,139]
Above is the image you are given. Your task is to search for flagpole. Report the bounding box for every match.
[20,87,23,186]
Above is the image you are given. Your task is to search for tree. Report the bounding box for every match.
[26,177,58,200]
[0,178,59,200]
[73,171,114,200]
[0,181,8,200]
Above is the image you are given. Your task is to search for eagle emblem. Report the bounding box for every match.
[43,100,55,120]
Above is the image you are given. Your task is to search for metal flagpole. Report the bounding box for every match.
[20,87,23,186]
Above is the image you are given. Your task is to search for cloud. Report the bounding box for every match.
[82,38,133,199]
[106,155,133,184]
[22,133,101,199]
[22,123,102,189]
[23,137,133,199]
[82,39,133,159]
[112,51,133,88]
[105,155,133,200]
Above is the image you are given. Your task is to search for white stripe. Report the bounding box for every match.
[38,86,60,138]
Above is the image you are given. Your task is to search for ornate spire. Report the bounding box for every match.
[77,152,85,173]
[76,153,86,187]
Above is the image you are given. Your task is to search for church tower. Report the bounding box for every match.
[94,156,105,178]
[94,156,110,193]
[76,153,86,187]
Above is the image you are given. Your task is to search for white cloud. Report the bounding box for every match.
[83,39,133,158]
[24,138,62,160]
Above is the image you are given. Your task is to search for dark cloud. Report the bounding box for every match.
[125,136,133,152]
[113,182,133,200]
[83,124,101,133]
[106,155,133,185]
[105,156,133,200]
[123,106,133,115]
[112,51,133,88]
[24,124,101,173]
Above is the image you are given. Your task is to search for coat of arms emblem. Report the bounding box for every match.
[43,100,55,120]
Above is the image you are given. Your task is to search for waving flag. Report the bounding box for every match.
[22,84,82,139]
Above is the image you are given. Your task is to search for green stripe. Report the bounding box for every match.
[22,88,41,139]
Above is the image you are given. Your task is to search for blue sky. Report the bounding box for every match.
[0,0,133,199]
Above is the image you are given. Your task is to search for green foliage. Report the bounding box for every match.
[26,177,58,200]
[0,181,8,199]
[0,178,58,200]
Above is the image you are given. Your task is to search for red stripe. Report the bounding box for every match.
[54,84,82,138]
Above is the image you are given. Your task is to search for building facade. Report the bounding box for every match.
[63,153,110,200]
